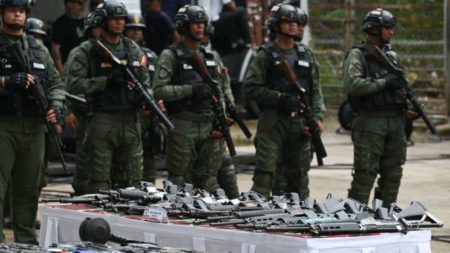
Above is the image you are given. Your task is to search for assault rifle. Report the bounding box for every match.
[224,94,252,139]
[263,200,444,234]
[99,188,162,205]
[185,52,236,156]
[370,45,437,135]
[41,194,113,206]
[276,60,327,166]
[94,40,174,131]
[9,41,67,173]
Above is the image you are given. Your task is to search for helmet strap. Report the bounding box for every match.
[279,30,301,41]
[1,16,25,31]
[184,24,203,43]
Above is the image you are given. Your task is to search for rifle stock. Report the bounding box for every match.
[94,40,174,131]
[371,45,437,135]
[277,60,327,166]
[186,52,236,156]
[10,42,68,173]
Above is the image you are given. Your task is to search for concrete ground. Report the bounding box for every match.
[3,113,450,252]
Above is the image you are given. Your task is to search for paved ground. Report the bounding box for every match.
[3,113,450,252]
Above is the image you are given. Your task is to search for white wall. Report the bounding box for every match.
[120,0,141,15]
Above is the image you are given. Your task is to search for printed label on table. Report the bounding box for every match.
[143,207,168,223]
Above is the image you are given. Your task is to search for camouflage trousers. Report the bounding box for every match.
[0,129,44,244]
[251,112,312,199]
[72,113,89,195]
[348,112,406,207]
[141,115,161,184]
[217,140,240,199]
[81,113,143,193]
[166,111,222,192]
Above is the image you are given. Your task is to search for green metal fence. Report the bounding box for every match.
[308,0,446,119]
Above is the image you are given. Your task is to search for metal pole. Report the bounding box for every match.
[445,0,450,115]
[301,0,311,45]
[344,0,355,51]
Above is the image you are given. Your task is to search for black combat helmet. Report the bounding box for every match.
[125,13,145,29]
[296,7,308,26]
[0,0,35,11]
[174,5,208,35]
[0,0,36,30]
[268,3,299,33]
[362,8,396,36]
[83,11,101,37]
[205,22,214,36]
[26,17,46,37]
[93,0,127,28]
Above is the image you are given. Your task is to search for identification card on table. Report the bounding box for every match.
[143,207,168,223]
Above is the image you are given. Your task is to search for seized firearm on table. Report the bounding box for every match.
[276,60,327,166]
[370,45,437,135]
[94,40,174,131]
[186,52,236,156]
[40,194,113,206]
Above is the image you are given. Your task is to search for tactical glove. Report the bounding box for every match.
[51,105,65,125]
[385,76,402,91]
[4,72,29,90]
[278,93,301,113]
[107,68,128,88]
[192,83,212,102]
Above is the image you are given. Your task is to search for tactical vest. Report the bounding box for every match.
[89,37,141,113]
[262,42,313,107]
[347,42,406,112]
[0,33,48,116]
[141,47,157,85]
[167,42,218,113]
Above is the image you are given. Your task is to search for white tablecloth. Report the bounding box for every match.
[39,204,432,253]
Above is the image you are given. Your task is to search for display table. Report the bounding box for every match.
[39,204,432,253]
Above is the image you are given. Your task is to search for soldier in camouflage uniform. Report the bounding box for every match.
[0,0,65,243]
[202,23,239,198]
[65,0,150,192]
[124,13,160,184]
[153,5,225,192]
[66,11,101,195]
[344,9,411,206]
[272,7,310,196]
[214,51,239,199]
[25,17,49,199]
[245,3,325,198]
[26,17,47,43]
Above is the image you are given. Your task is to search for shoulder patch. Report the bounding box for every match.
[158,65,170,79]
[71,60,82,72]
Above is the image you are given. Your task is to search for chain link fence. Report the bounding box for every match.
[308,0,447,121]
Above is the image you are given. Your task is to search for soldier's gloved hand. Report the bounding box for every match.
[53,106,65,125]
[46,105,64,126]
[107,68,127,88]
[192,83,212,102]
[385,76,402,91]
[278,93,301,113]
[4,72,31,90]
